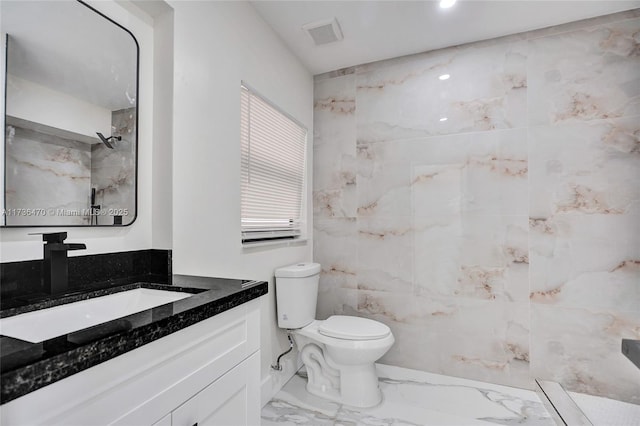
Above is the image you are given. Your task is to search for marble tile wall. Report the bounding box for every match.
[313,11,640,403]
[5,106,136,227]
[5,125,91,225]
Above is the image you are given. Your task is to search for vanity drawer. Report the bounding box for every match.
[171,352,260,426]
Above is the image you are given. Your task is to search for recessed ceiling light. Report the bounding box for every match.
[440,0,457,9]
[439,74,450,80]
[439,117,448,122]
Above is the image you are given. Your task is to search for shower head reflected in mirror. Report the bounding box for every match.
[96,132,121,149]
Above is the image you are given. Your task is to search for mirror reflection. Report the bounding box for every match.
[1,0,138,227]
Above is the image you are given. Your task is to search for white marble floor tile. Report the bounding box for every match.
[262,364,553,426]
[568,391,640,426]
[334,403,495,426]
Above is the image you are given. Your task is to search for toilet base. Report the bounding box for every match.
[339,363,383,407]
[298,342,383,408]
[305,363,383,408]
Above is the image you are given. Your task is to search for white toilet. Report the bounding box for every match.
[275,262,394,408]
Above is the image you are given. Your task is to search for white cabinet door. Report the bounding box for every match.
[152,413,171,426]
[171,351,260,426]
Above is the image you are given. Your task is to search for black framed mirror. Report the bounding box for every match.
[1,0,138,227]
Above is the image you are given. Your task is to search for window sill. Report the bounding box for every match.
[241,238,308,250]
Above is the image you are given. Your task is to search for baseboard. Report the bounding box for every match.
[260,375,273,408]
[261,356,303,408]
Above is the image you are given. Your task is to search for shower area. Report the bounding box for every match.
[4,107,135,226]
[310,9,639,424]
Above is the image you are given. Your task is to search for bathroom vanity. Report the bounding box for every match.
[0,275,267,425]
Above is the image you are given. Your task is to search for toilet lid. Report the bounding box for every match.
[318,316,391,340]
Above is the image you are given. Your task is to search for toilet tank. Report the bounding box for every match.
[275,262,321,329]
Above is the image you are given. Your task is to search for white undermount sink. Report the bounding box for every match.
[0,288,191,343]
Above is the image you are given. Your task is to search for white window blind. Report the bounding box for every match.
[240,84,307,243]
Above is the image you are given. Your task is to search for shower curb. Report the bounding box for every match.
[535,379,593,426]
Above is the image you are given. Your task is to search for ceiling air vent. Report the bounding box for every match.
[302,18,343,46]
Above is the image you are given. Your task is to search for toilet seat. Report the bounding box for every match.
[318,315,390,340]
[295,320,394,352]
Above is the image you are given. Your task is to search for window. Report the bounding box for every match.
[240,83,307,244]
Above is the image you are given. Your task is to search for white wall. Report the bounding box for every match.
[6,75,112,138]
[151,10,174,250]
[0,1,155,261]
[169,0,313,403]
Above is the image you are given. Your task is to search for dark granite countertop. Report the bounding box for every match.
[0,275,268,404]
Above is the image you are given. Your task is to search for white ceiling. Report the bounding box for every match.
[250,0,640,75]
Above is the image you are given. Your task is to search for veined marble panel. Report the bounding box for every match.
[414,214,529,303]
[314,218,358,289]
[529,212,640,312]
[357,162,412,217]
[353,286,532,388]
[314,218,358,320]
[316,286,358,323]
[5,126,91,226]
[357,128,528,219]
[91,138,135,226]
[411,164,464,217]
[357,217,414,291]
[530,305,640,404]
[356,39,527,144]
[529,116,640,218]
[431,301,531,389]
[355,290,435,325]
[357,129,521,169]
[313,187,356,219]
[377,321,443,373]
[413,215,465,297]
[313,74,357,218]
[462,133,528,216]
[528,18,640,126]
[313,145,356,217]
[314,74,356,148]
[111,107,136,140]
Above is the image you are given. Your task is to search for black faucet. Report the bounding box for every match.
[40,232,86,295]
